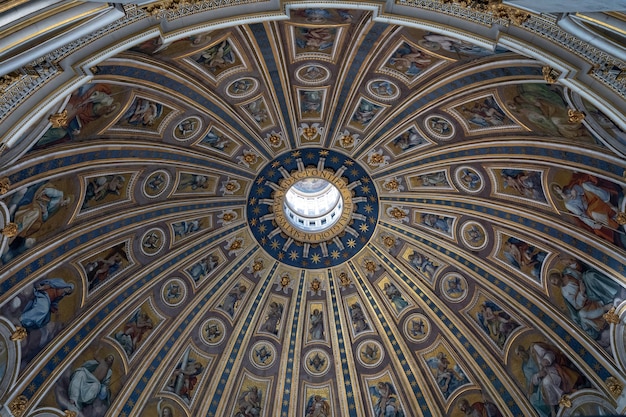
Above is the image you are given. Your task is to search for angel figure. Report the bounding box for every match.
[305,394,331,417]
[426,352,469,397]
[369,381,404,417]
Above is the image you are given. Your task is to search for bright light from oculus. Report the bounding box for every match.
[284,178,343,232]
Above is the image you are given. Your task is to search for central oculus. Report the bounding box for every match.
[247,148,379,268]
[273,168,353,242]
[285,178,343,232]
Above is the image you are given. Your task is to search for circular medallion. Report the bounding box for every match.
[295,65,330,85]
[226,77,258,98]
[460,221,488,250]
[356,340,384,368]
[248,148,378,268]
[141,228,165,256]
[161,278,186,306]
[404,313,430,343]
[200,318,226,345]
[250,341,276,369]
[143,170,170,198]
[454,166,484,194]
[424,115,454,140]
[173,116,201,141]
[367,79,400,102]
[304,349,330,376]
[440,273,469,303]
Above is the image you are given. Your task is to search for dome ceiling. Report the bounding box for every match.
[1,2,626,417]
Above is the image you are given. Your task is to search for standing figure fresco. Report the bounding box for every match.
[33,84,122,149]
[259,301,284,336]
[165,347,205,404]
[383,282,409,314]
[504,84,592,141]
[3,182,72,258]
[308,308,325,341]
[551,172,625,247]
[67,355,114,412]
[305,394,331,417]
[514,342,588,417]
[219,284,247,317]
[369,381,405,417]
[20,278,75,332]
[548,257,625,348]
[349,302,370,333]
[234,385,263,416]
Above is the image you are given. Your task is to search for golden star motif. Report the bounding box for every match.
[311,253,321,263]
[291,150,301,157]
[306,152,315,159]
[361,185,370,194]
[344,159,354,166]
[361,176,370,183]
[249,197,257,205]
[359,223,369,232]
[331,250,340,259]
[369,216,376,224]
[250,218,258,226]
[272,161,281,168]
[253,206,261,215]
[351,168,359,177]
[289,250,299,260]
[331,156,339,163]
[364,204,373,213]
[319,149,329,156]
[271,240,280,250]
[260,237,267,245]
[256,176,265,185]
[284,157,292,164]
[256,187,265,195]
[258,224,267,233]
[347,238,356,248]
[277,252,285,259]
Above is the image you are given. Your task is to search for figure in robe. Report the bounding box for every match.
[68,355,114,411]
[20,278,74,331]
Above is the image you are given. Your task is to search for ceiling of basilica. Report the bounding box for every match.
[1,2,626,417]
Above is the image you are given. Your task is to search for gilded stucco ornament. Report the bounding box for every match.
[0,176,10,195]
[10,326,27,341]
[542,66,560,84]
[440,0,529,25]
[143,0,196,16]
[615,212,626,226]
[9,395,28,417]
[48,109,69,128]
[2,222,18,238]
[603,306,621,325]
[558,395,572,408]
[64,410,78,417]
[0,73,22,93]
[567,109,585,123]
[606,376,623,397]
